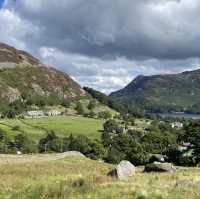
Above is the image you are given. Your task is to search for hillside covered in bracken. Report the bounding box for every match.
[0,42,87,112]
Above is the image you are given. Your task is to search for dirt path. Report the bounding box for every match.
[0,151,85,164]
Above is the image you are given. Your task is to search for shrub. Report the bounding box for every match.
[38,131,58,153]
[12,125,20,131]
[87,100,96,110]
[103,119,120,133]
[14,133,37,153]
[75,102,85,115]
[98,111,112,120]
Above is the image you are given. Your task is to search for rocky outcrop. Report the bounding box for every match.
[144,162,176,173]
[1,87,21,103]
[107,160,135,180]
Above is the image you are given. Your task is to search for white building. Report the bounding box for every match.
[171,122,183,129]
[26,110,45,118]
[45,110,61,116]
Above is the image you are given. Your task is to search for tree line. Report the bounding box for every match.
[1,118,200,166]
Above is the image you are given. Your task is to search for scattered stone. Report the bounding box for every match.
[176,179,195,188]
[144,161,176,173]
[107,160,135,180]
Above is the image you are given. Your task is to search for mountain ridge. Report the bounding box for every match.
[110,69,200,113]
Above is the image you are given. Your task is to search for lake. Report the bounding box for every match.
[159,113,200,119]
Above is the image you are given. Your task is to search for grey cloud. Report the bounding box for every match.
[5,0,200,60]
[1,0,200,94]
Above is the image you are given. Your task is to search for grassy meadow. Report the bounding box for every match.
[0,116,104,141]
[0,154,200,199]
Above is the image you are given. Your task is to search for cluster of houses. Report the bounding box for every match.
[25,110,62,118]
[171,122,183,129]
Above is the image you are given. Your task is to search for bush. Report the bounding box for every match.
[105,134,148,165]
[98,111,112,120]
[88,140,106,160]
[87,100,96,110]
[103,119,122,134]
[67,135,92,154]
[142,130,177,154]
[38,131,59,153]
[12,125,20,131]
[105,147,126,164]
[14,133,37,153]
[75,102,85,115]
[61,100,71,108]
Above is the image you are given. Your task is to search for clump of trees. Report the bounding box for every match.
[0,129,37,154]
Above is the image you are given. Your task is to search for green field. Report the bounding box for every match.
[0,153,200,199]
[0,116,104,141]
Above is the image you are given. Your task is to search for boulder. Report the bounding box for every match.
[107,160,135,180]
[176,179,195,188]
[144,161,176,173]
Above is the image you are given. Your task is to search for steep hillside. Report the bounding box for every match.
[111,69,200,113]
[0,42,86,112]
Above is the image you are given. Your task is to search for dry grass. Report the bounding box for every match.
[0,154,200,199]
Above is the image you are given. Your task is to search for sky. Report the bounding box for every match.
[0,0,200,94]
[0,0,4,8]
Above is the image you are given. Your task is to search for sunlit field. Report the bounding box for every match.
[0,154,200,199]
[0,116,104,141]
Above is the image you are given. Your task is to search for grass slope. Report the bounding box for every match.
[0,116,104,140]
[0,154,200,199]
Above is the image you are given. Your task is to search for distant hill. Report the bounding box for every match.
[110,69,200,113]
[0,42,86,113]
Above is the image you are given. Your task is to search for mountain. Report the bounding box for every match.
[110,70,200,113]
[0,42,86,112]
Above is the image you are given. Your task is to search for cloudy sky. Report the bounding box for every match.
[0,0,200,93]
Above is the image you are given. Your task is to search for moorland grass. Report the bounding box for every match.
[0,155,200,199]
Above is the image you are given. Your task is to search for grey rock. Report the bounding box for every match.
[107,160,135,180]
[144,161,176,173]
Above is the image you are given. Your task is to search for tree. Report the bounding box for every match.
[103,119,123,134]
[105,134,148,165]
[127,129,143,140]
[61,100,71,108]
[38,131,58,153]
[105,147,126,164]
[14,133,37,153]
[75,102,85,115]
[180,121,200,164]
[87,100,96,110]
[0,128,5,141]
[142,129,177,154]
[6,110,17,118]
[98,111,112,120]
[112,134,148,165]
[88,140,106,160]
[68,135,92,154]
